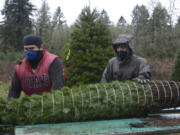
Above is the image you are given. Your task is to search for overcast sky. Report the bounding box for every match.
[0,0,180,25]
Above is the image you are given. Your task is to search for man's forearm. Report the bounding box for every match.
[8,72,22,99]
[49,58,65,90]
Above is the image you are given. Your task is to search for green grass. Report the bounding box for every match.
[0,81,10,100]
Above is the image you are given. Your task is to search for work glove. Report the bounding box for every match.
[133,78,150,84]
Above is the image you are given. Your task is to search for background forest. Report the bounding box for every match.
[0,0,180,89]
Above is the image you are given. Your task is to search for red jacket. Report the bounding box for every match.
[15,50,58,96]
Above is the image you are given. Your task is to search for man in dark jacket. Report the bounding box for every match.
[101,34,151,83]
[8,34,65,98]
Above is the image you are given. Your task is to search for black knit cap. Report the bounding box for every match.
[23,34,42,48]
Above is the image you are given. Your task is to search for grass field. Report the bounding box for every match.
[0,81,10,100]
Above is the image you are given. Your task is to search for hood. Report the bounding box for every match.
[112,34,134,52]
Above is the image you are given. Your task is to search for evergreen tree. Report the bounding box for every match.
[116,16,128,34]
[65,7,113,86]
[174,17,180,49]
[131,5,150,56]
[99,9,111,24]
[50,24,71,56]
[0,0,35,51]
[35,0,51,48]
[50,6,68,52]
[52,6,66,29]
[171,50,180,81]
[149,3,172,57]
[109,16,133,43]
[117,16,127,26]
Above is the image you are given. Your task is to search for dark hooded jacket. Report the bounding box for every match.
[101,34,151,83]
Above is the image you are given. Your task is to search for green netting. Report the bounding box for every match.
[0,80,179,125]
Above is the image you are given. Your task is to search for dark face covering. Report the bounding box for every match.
[116,51,128,61]
[28,50,44,69]
[23,34,44,69]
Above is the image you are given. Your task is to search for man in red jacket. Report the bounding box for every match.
[8,34,65,98]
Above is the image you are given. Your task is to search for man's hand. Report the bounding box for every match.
[133,78,150,84]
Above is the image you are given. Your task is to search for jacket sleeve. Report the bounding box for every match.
[101,61,113,83]
[49,58,65,90]
[137,58,151,79]
[8,71,22,99]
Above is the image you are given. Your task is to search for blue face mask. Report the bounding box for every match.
[25,51,37,61]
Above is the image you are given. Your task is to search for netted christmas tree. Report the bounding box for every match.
[0,80,179,125]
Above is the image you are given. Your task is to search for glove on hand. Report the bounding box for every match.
[134,78,150,84]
